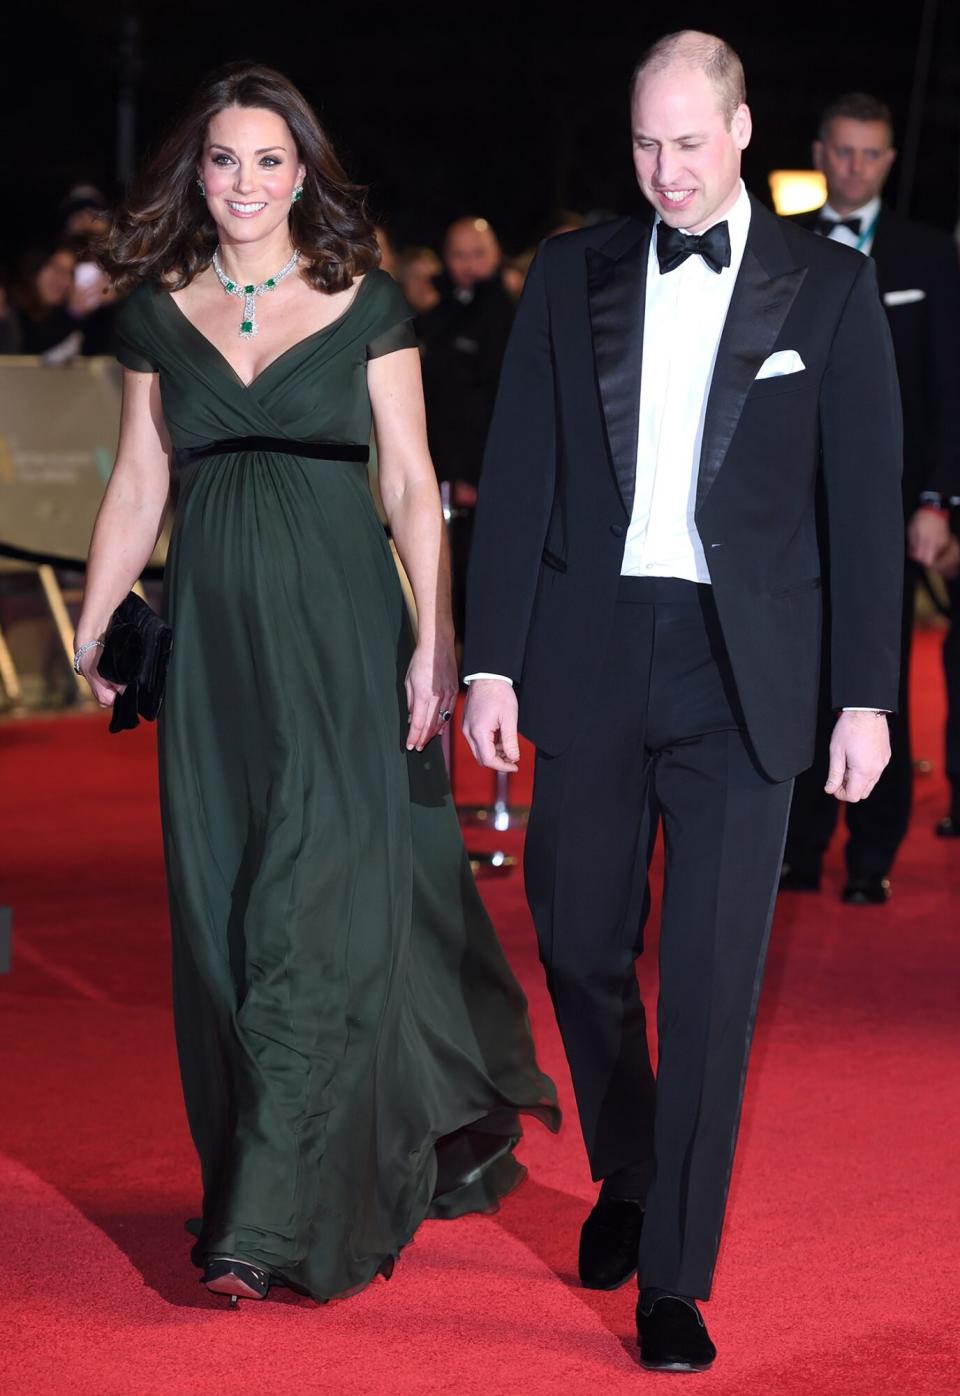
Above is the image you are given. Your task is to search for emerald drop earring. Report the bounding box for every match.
[292,184,303,204]
[197,177,206,196]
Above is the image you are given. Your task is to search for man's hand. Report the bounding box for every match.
[907,507,951,567]
[825,711,891,802]
[462,678,520,772]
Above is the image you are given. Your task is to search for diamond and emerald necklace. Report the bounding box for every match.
[211,246,301,338]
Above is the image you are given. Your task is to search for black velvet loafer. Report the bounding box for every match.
[637,1291,716,1372]
[841,875,891,905]
[578,1197,644,1290]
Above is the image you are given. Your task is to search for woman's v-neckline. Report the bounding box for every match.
[162,273,372,390]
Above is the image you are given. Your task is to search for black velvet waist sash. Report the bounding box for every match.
[177,436,370,466]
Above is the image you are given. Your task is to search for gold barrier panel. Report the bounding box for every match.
[0,357,165,706]
[2,356,131,558]
[0,355,120,488]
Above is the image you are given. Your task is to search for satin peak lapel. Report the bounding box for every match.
[586,221,650,518]
[696,216,807,512]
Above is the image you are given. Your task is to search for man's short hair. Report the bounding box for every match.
[818,93,894,143]
[631,30,746,126]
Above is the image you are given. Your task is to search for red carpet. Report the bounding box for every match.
[1,630,958,1395]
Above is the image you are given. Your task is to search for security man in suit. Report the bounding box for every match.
[416,217,515,638]
[781,92,960,903]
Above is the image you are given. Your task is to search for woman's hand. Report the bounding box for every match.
[404,635,458,752]
[369,349,459,750]
[78,645,125,710]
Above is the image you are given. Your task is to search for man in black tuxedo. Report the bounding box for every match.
[781,93,960,901]
[463,32,902,1372]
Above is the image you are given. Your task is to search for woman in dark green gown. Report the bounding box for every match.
[76,64,558,1304]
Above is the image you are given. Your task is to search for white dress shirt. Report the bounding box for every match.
[817,196,881,257]
[621,180,752,582]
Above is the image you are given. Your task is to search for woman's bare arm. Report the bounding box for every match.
[368,346,457,749]
[75,368,171,702]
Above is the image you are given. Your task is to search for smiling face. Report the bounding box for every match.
[631,64,751,232]
[813,117,896,215]
[198,105,306,244]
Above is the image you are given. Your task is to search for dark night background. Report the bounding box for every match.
[2,0,958,264]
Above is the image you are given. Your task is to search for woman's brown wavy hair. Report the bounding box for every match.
[98,63,379,294]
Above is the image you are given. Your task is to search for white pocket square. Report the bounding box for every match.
[883,288,926,307]
[756,349,806,380]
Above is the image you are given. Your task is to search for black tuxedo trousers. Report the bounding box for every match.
[525,577,793,1298]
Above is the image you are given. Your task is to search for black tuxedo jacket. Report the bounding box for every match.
[795,206,960,506]
[464,197,904,781]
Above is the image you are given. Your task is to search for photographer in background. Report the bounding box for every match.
[61,185,120,356]
[2,244,79,359]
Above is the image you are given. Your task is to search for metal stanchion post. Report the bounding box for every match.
[458,764,529,831]
[439,480,516,874]
[491,768,526,832]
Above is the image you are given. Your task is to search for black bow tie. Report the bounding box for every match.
[814,214,861,236]
[656,220,732,275]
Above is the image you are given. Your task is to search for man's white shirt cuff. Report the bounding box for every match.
[463,673,514,686]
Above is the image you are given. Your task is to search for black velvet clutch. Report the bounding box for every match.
[98,592,172,734]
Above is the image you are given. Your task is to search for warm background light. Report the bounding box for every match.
[768,169,828,216]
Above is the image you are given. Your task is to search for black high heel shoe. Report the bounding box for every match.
[202,1255,272,1307]
[203,1252,393,1306]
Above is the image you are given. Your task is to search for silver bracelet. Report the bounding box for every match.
[73,638,104,673]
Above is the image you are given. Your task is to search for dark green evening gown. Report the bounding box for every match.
[114,270,558,1301]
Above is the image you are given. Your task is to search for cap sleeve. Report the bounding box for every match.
[364,271,416,360]
[366,320,417,359]
[114,285,160,372]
